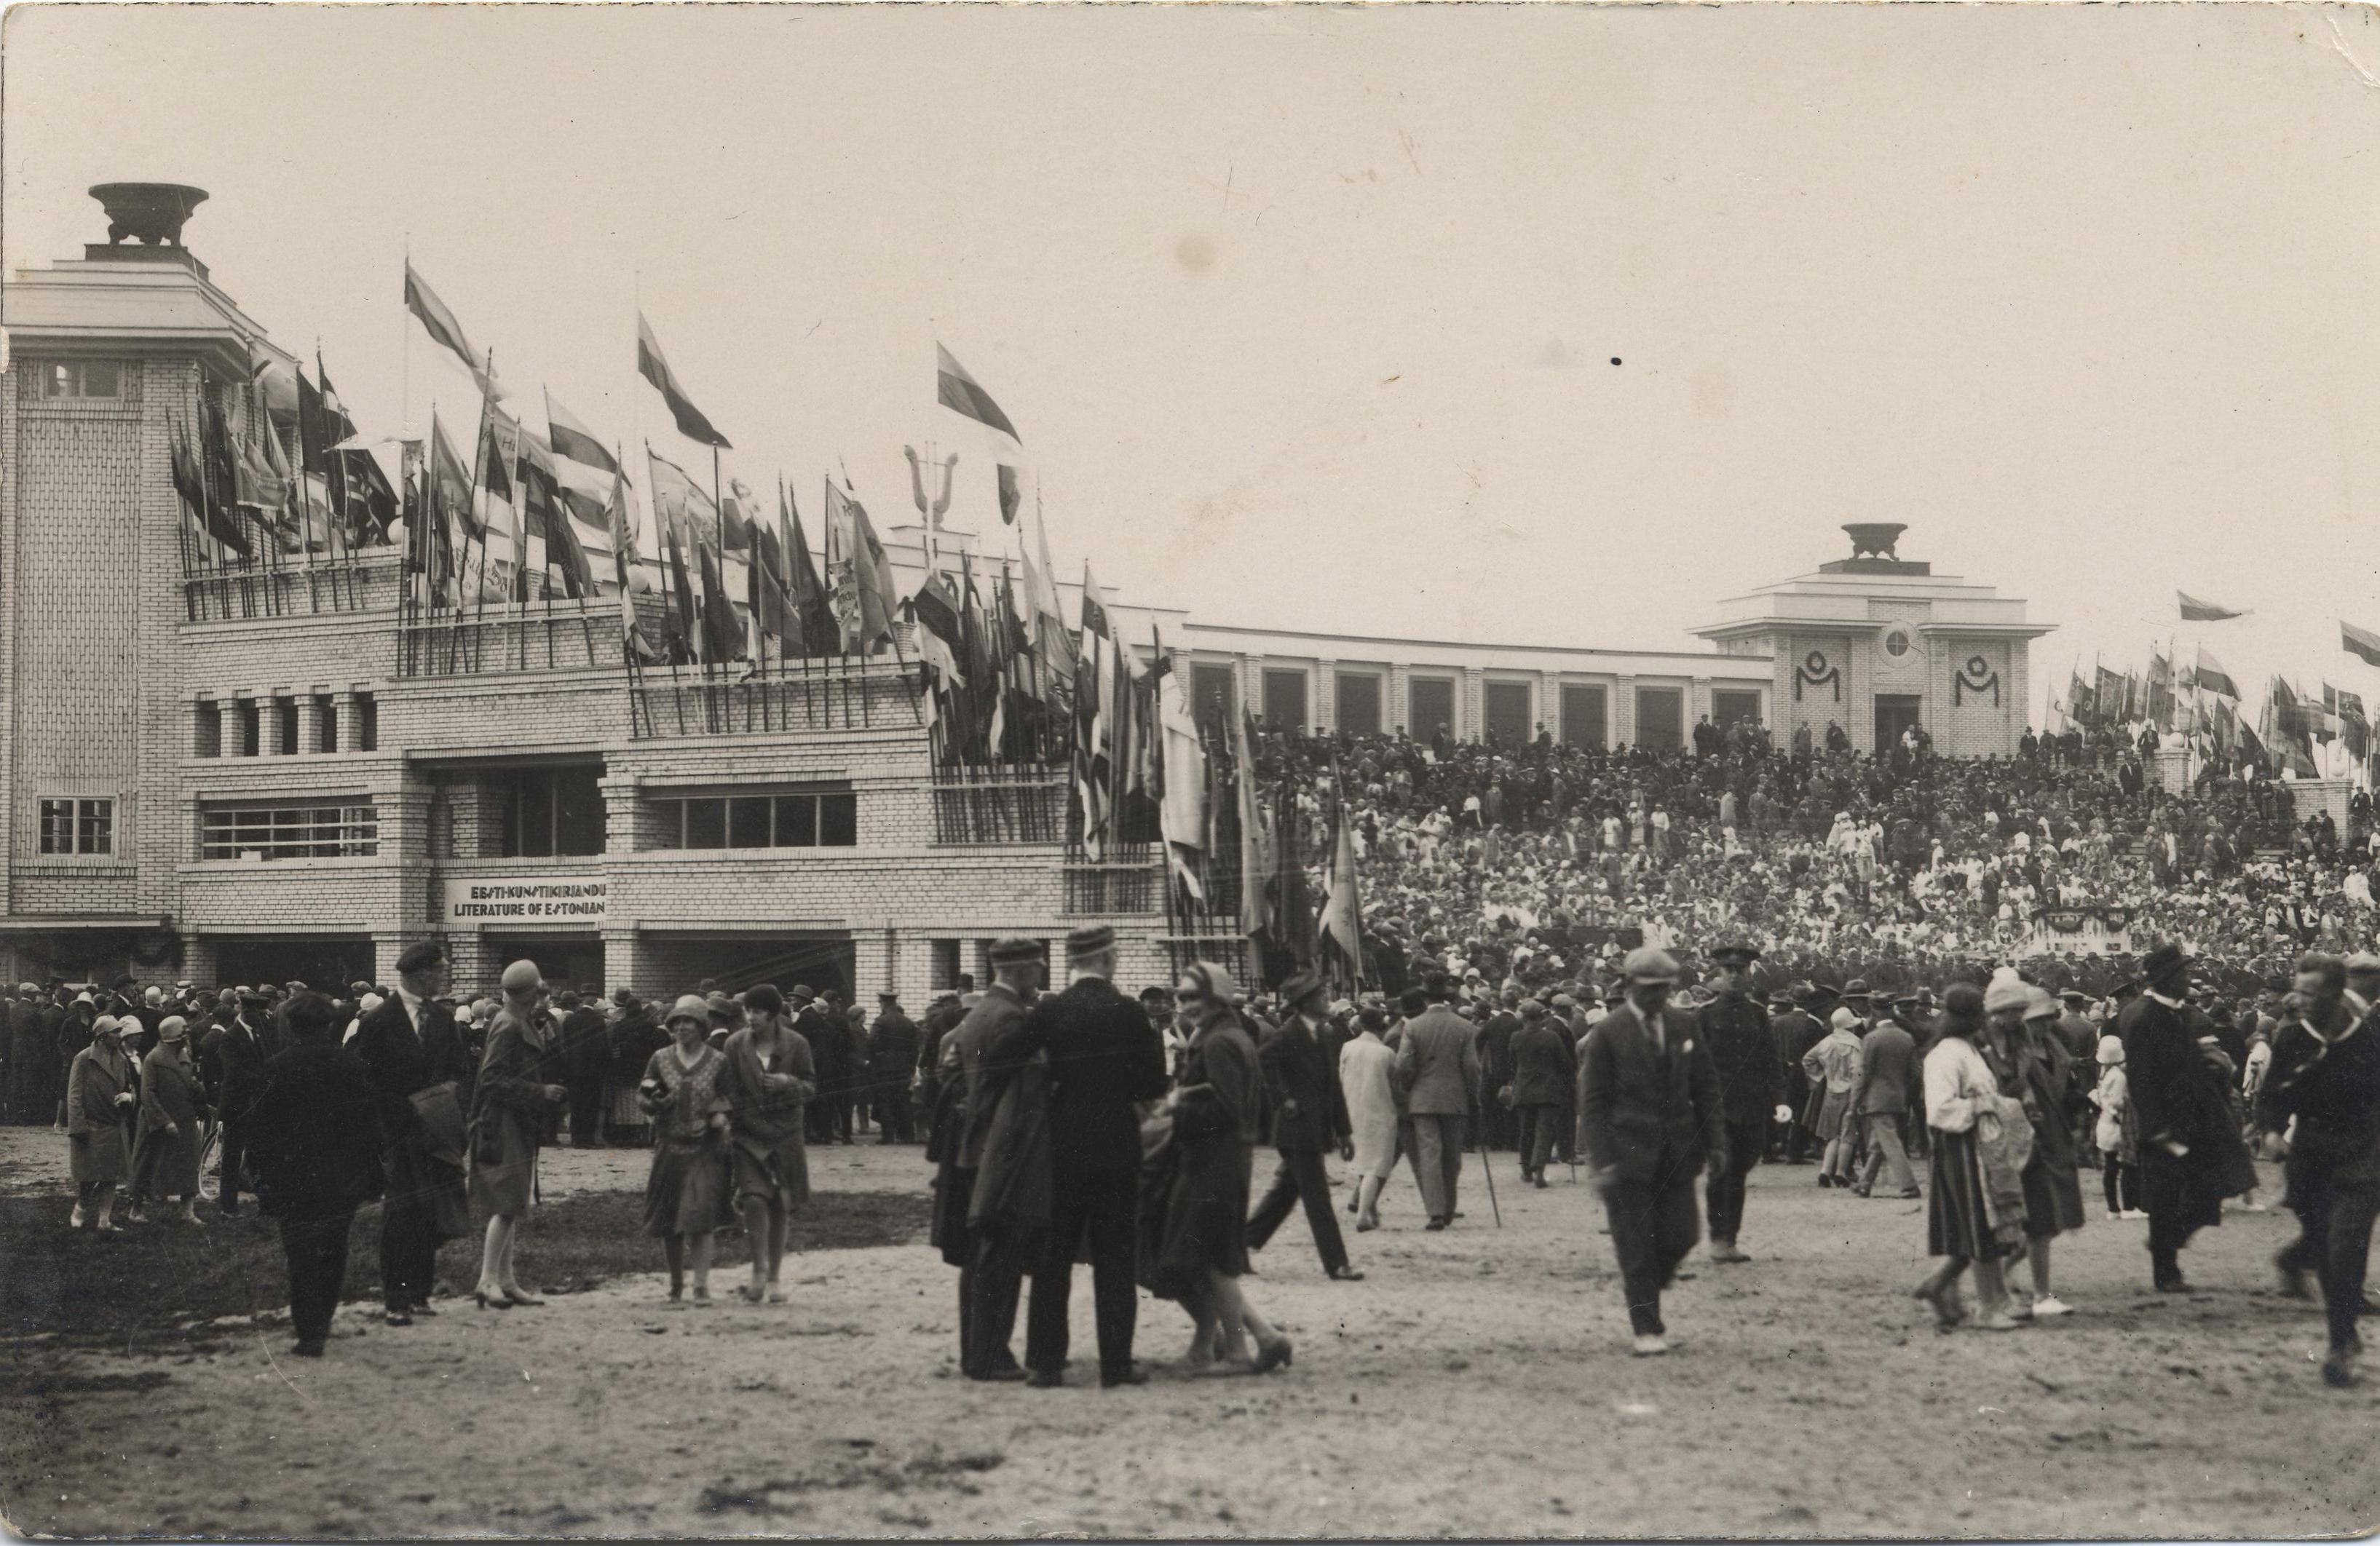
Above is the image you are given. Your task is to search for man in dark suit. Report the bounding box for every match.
[1578,946,1726,1356]
[1509,998,1576,1186]
[805,992,855,1144]
[1246,970,1363,1282]
[245,992,386,1357]
[200,989,276,1216]
[2258,952,2380,1388]
[553,988,612,1149]
[347,940,474,1323]
[1849,1004,1921,1199]
[1770,986,1827,1164]
[1696,941,1780,1264]
[986,924,1169,1389]
[1477,991,1522,1152]
[867,991,922,1143]
[934,943,1040,1382]
[2121,942,2257,1293]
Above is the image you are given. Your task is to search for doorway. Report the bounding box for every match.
[1875,694,1923,753]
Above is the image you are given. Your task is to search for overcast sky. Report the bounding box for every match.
[8,2,2380,716]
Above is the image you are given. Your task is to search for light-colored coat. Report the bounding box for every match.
[1338,1031,1399,1178]
[1394,1004,1481,1117]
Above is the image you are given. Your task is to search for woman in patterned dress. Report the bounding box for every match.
[640,994,735,1307]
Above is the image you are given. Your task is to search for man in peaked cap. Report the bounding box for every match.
[1245,969,1362,1283]
[1697,941,1779,1264]
[1578,946,1725,1355]
[985,924,1168,1388]
[934,938,1043,1381]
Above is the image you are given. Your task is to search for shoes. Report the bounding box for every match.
[969,1367,1027,1383]
[1533,1177,1549,1190]
[1631,1333,1669,1357]
[383,1310,414,1327]
[2277,1252,2314,1300]
[1897,1189,1923,1200]
[2031,1296,2074,1319]
[1850,1185,1872,1198]
[1100,1365,1150,1388]
[1025,1368,1064,1389]
[1347,1197,1359,1214]
[2106,1210,2123,1222]
[1327,1265,1367,1282]
[1972,1311,2022,1331]
[1709,1243,1750,1264]
[410,1301,439,1317]
[290,1340,326,1358]
[1816,1174,1835,1189]
[2122,1209,2151,1221]
[2007,1301,2035,1323]
[1356,1217,1379,1233]
[1254,1336,1293,1373]
[1424,1218,1448,1232]
[2324,1349,2359,1389]
[474,1291,513,1311]
[2155,1277,2196,1295]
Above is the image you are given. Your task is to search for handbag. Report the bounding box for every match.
[408,1080,467,1168]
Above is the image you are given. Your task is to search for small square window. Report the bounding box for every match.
[39,797,114,855]
[42,361,123,400]
[684,798,727,849]
[729,796,772,848]
[772,796,817,848]
[820,792,857,847]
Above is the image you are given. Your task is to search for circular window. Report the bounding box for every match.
[1881,625,1912,659]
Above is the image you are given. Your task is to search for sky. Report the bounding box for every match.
[7,2,2380,718]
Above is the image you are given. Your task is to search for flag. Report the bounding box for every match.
[1319,774,1364,986]
[997,464,1021,526]
[645,445,718,552]
[337,448,398,547]
[2178,590,2247,622]
[544,392,618,477]
[695,539,743,664]
[1024,510,1072,694]
[171,414,250,556]
[315,365,358,448]
[2193,645,2239,702]
[636,312,730,448]
[936,343,1020,443]
[608,468,658,662]
[403,261,502,399]
[663,520,697,662]
[1234,710,1271,942]
[779,482,835,657]
[845,495,896,650]
[1157,640,1209,900]
[430,412,478,542]
[748,526,792,641]
[295,368,331,478]
[2345,621,2380,668]
[2095,666,2124,728]
[721,480,756,552]
[911,571,967,686]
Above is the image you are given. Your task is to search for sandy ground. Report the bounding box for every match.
[4,1127,2377,1540]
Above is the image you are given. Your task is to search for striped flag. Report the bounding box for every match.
[636,312,731,449]
[936,344,1020,444]
[2344,620,2380,667]
[544,392,618,477]
[403,261,502,400]
[2191,645,2239,702]
[2178,590,2247,622]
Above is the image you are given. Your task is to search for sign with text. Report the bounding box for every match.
[441,876,608,927]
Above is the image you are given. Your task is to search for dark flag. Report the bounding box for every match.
[404,261,502,399]
[430,413,479,540]
[997,463,1021,526]
[173,414,250,555]
[2193,645,2240,702]
[636,312,732,449]
[663,520,697,664]
[2178,590,2247,622]
[695,538,743,664]
[936,344,1021,443]
[336,449,398,547]
[2344,620,2380,668]
[778,481,835,657]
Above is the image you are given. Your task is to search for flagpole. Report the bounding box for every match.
[462,348,499,672]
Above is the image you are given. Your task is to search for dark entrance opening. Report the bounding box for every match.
[1875,694,1923,753]
[643,933,855,1003]
[213,935,376,993]
[486,935,605,994]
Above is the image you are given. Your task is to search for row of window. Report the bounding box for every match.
[1189,666,1764,750]
[652,792,858,850]
[195,694,378,758]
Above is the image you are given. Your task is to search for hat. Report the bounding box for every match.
[143,986,163,1006]
[157,1015,188,1042]
[1710,940,1761,964]
[357,994,383,1015]
[1279,969,1325,1007]
[707,991,740,1019]
[92,1014,124,1037]
[876,989,900,1002]
[349,980,373,996]
[664,994,710,1027]
[989,936,1045,967]
[2096,1034,2125,1066]
[745,983,786,1015]
[1551,993,1576,1010]
[1830,1007,1858,1030]
[1329,999,1355,1018]
[1941,983,1986,1029]
[1138,984,1172,1004]
[1621,946,1679,984]
[394,940,445,975]
[2023,986,2060,1022]
[614,988,639,1007]
[787,984,817,1004]
[1841,978,1870,1001]
[1178,959,1239,1005]
[2138,942,2192,986]
[1522,999,1549,1019]
[2349,951,2380,978]
[1066,924,1116,962]
[2059,988,2086,1004]
[499,959,542,996]
[237,988,268,1006]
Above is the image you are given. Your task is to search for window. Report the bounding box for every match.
[1561,684,1607,748]
[1634,686,1684,752]
[200,803,376,860]
[1410,677,1456,742]
[494,765,604,857]
[652,787,858,850]
[930,939,963,991]
[1335,673,1382,737]
[39,797,114,856]
[274,696,299,757]
[316,695,339,754]
[1484,681,1532,745]
[1881,625,1913,659]
[194,701,222,758]
[1192,664,1236,736]
[1712,689,1763,729]
[41,361,124,400]
[355,692,378,753]
[234,699,260,757]
[1262,669,1308,734]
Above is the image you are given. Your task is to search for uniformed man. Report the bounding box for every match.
[2258,951,2380,1388]
[1770,985,1827,1164]
[1697,940,1781,1264]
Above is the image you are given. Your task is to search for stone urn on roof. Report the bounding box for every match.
[1842,523,1907,561]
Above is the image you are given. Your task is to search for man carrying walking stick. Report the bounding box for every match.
[1393,971,1482,1232]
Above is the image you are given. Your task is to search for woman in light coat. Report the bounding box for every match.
[1337,1008,1399,1230]
[66,1015,137,1232]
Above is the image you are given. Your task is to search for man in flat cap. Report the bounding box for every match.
[987,924,1168,1388]
[1246,970,1363,1282]
[933,940,1042,1380]
[1697,941,1779,1264]
[2258,952,2380,1387]
[2119,943,2256,1293]
[347,940,474,1323]
[1577,946,1725,1355]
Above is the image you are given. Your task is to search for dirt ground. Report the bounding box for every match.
[3,1126,2376,1540]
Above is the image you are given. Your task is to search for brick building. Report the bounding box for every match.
[0,186,2028,999]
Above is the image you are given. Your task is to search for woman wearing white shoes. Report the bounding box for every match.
[1336,1007,1399,1229]
[1913,985,2029,1332]
[640,995,735,1308]
[1988,983,2087,1321]
[66,1015,137,1233]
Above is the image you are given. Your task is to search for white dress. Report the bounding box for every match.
[1337,1031,1401,1180]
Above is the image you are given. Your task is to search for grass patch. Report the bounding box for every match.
[0,1187,930,1357]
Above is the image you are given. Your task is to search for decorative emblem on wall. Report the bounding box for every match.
[1794,649,1841,702]
[1953,653,2001,707]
